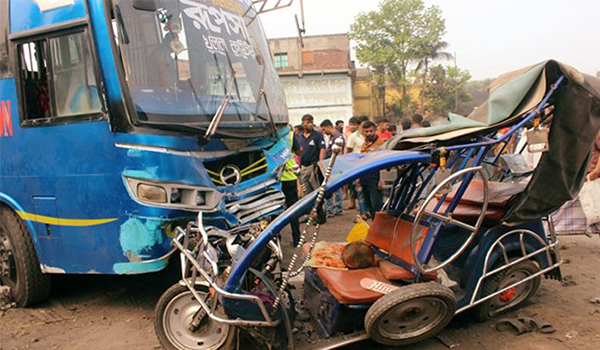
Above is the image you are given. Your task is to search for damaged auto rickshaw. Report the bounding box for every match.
[153,60,600,349]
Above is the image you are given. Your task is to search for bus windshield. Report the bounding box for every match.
[110,0,287,129]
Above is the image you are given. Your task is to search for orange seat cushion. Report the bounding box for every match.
[316,267,389,304]
[365,213,428,264]
[377,259,437,281]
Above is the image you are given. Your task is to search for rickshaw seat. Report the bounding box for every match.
[365,212,429,264]
[428,179,526,227]
[314,213,438,305]
[377,259,436,281]
[316,267,389,304]
[442,179,526,209]
[316,261,437,305]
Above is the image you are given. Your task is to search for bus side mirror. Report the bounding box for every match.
[132,0,157,11]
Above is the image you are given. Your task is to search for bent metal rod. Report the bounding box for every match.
[271,138,344,312]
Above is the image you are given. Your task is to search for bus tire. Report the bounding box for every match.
[0,206,51,306]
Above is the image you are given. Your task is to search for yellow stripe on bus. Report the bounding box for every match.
[16,211,117,227]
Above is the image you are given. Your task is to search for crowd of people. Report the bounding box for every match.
[281,113,431,246]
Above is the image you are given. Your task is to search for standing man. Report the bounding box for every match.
[320,119,344,217]
[401,119,412,133]
[344,117,359,142]
[346,116,370,219]
[295,114,327,223]
[376,118,392,141]
[346,116,369,154]
[281,129,301,247]
[335,120,345,134]
[359,121,385,219]
[412,114,424,129]
[388,125,398,137]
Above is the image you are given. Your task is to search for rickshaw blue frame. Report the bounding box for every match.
[211,76,566,324]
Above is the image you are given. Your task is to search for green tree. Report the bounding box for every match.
[350,0,446,117]
[416,41,453,112]
[423,64,472,117]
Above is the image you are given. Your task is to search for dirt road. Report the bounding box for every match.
[1,212,600,350]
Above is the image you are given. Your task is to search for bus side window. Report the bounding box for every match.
[17,30,102,122]
[49,32,102,117]
[19,41,51,119]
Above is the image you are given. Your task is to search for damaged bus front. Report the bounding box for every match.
[0,0,290,306]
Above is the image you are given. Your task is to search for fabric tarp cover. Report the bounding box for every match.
[385,60,600,225]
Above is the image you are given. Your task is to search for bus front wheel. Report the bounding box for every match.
[0,206,51,306]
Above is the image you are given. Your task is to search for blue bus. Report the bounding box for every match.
[0,0,291,306]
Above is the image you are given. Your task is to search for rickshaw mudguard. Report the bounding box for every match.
[456,219,554,309]
[221,151,431,319]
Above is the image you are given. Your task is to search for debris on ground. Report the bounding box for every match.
[589,297,600,305]
[495,314,555,335]
[436,332,460,348]
[561,275,577,287]
[0,286,16,314]
[565,330,578,339]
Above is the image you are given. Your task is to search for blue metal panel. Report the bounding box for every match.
[10,0,87,33]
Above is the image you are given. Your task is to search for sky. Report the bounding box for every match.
[259,0,600,80]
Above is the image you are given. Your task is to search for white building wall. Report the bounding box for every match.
[279,73,353,127]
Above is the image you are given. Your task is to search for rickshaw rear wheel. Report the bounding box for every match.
[365,282,456,346]
[472,260,541,322]
[0,207,51,307]
[155,283,236,350]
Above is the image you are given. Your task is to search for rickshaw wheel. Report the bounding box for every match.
[473,260,541,322]
[155,284,236,350]
[0,207,51,306]
[365,282,456,346]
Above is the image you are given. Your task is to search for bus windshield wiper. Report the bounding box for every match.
[254,63,278,138]
[202,72,236,143]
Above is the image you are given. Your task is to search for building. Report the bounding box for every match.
[268,34,355,126]
[353,67,375,119]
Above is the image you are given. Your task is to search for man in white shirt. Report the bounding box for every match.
[346,116,369,154]
[344,116,370,218]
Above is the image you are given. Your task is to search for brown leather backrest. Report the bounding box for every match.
[442,179,526,209]
[365,212,428,264]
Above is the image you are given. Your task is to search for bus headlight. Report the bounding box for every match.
[124,177,222,211]
[138,184,168,203]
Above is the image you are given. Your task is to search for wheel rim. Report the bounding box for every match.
[162,290,231,350]
[0,227,17,286]
[488,269,534,316]
[377,297,449,340]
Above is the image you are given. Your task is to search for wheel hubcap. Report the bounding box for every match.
[0,228,17,285]
[163,290,231,350]
[490,270,533,315]
[378,297,449,340]
[499,288,516,303]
